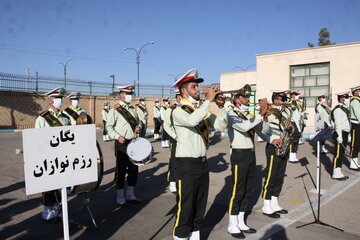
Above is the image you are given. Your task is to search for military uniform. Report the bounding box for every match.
[315,95,332,153]
[160,99,170,147]
[171,69,226,240]
[35,87,70,221]
[350,86,360,169]
[225,85,265,236]
[260,91,291,219]
[289,92,301,163]
[101,103,110,141]
[136,99,148,138]
[153,100,161,139]
[106,85,140,205]
[63,92,87,126]
[331,92,351,179]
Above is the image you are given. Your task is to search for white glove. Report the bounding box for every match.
[337,136,343,144]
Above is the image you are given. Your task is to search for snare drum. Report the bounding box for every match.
[126,137,154,166]
[72,141,104,194]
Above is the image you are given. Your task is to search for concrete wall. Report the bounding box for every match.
[0,91,176,129]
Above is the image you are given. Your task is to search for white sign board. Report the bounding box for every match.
[23,124,98,195]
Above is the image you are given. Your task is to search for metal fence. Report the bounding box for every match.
[0,72,174,98]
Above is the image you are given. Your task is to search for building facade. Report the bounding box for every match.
[220,41,360,134]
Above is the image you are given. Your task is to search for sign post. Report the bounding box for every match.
[22,124,98,239]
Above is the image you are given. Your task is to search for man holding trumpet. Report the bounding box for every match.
[218,85,268,238]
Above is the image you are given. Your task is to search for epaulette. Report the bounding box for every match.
[113,103,120,109]
[39,110,49,117]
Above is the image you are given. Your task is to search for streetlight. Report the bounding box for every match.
[58,58,74,88]
[110,74,115,95]
[123,41,155,96]
[167,73,183,82]
[232,64,256,71]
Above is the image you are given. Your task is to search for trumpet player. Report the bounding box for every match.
[288,90,301,163]
[224,84,268,238]
[331,91,351,180]
[260,90,292,218]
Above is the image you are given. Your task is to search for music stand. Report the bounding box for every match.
[297,128,343,231]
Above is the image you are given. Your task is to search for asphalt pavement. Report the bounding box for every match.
[1,130,360,240]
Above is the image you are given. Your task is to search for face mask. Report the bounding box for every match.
[155,103,160,107]
[240,104,250,112]
[141,101,145,105]
[344,98,350,106]
[321,98,326,104]
[294,95,299,100]
[71,99,79,107]
[52,98,62,109]
[104,106,108,109]
[124,94,133,103]
[185,90,199,104]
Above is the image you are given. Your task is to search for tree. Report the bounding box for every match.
[308,28,335,47]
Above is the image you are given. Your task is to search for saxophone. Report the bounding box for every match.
[274,106,294,157]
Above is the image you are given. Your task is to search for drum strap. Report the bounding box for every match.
[180,105,209,148]
[115,105,138,132]
[64,107,79,121]
[40,110,64,127]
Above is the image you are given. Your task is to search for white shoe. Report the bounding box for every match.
[270,196,288,214]
[173,236,189,240]
[116,189,126,205]
[106,135,110,141]
[237,212,249,230]
[288,152,299,163]
[103,135,107,142]
[162,141,166,148]
[332,167,347,180]
[349,158,360,170]
[189,230,200,240]
[228,215,241,234]
[126,186,141,203]
[165,140,170,147]
[320,145,328,154]
[169,182,177,193]
[42,206,59,221]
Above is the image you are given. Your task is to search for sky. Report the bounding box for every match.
[1,0,360,87]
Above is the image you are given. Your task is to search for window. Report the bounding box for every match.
[290,63,330,107]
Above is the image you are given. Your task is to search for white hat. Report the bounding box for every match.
[336,91,350,97]
[172,68,204,88]
[45,87,66,98]
[350,85,360,94]
[116,84,134,93]
[67,91,81,99]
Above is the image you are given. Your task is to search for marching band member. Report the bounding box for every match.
[160,97,170,148]
[331,91,351,180]
[153,99,161,140]
[35,87,70,221]
[136,97,148,138]
[63,91,87,125]
[171,69,226,240]
[298,95,306,145]
[106,84,142,206]
[102,102,110,141]
[315,95,332,153]
[260,90,292,219]
[224,84,267,238]
[163,89,182,193]
[288,90,301,163]
[349,86,360,170]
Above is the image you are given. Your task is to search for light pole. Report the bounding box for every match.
[110,74,115,95]
[123,41,155,96]
[58,58,74,88]
[232,64,256,71]
[167,73,183,82]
